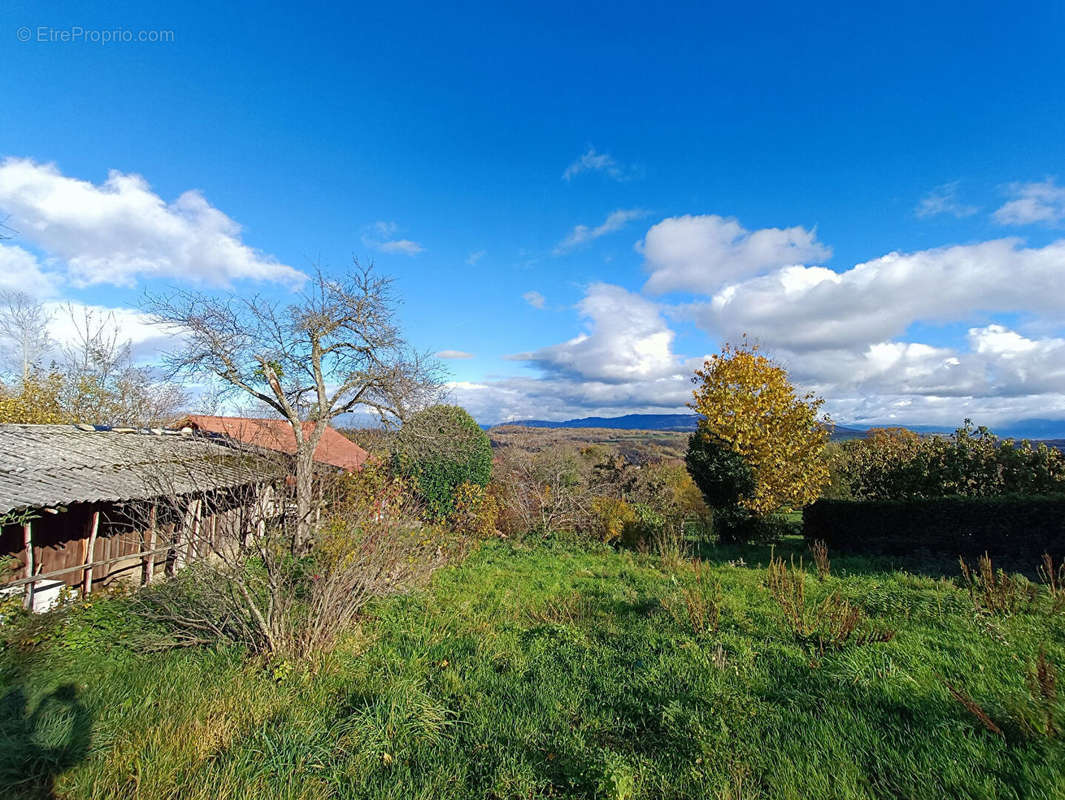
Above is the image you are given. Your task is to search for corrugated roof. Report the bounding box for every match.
[0,424,276,514]
[177,415,368,472]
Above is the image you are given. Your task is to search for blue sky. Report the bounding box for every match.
[2,1,1065,427]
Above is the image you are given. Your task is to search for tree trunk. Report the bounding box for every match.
[294,448,317,553]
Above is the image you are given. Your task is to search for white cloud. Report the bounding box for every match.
[510,283,682,383]
[0,158,304,288]
[915,181,978,219]
[993,179,1065,226]
[361,221,424,255]
[522,290,545,309]
[43,301,180,362]
[782,325,1065,428]
[459,218,1065,427]
[466,249,485,265]
[554,209,647,255]
[695,237,1065,351]
[446,374,694,424]
[0,244,60,296]
[377,239,424,255]
[436,349,474,359]
[639,214,831,294]
[562,147,635,182]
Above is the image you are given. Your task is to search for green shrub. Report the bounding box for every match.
[839,422,1065,501]
[713,507,794,545]
[803,495,1065,562]
[684,432,755,509]
[392,405,493,519]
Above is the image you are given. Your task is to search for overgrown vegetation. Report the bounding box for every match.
[391,404,493,519]
[834,421,1065,501]
[6,312,1065,798]
[3,538,1064,799]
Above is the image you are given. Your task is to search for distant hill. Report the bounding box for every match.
[489,413,1065,443]
[497,413,700,431]
[491,413,869,441]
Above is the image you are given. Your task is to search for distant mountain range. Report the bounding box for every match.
[489,414,1065,442]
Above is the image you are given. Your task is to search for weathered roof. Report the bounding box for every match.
[177,415,368,472]
[0,424,275,514]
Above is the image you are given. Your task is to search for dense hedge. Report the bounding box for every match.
[803,495,1065,560]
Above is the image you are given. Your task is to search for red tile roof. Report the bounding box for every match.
[177,415,367,472]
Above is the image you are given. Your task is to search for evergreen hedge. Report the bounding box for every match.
[803,495,1065,560]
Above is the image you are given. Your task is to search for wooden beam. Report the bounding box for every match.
[22,521,33,610]
[82,510,100,596]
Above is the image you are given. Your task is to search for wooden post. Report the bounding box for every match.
[82,511,100,597]
[142,504,157,586]
[170,498,200,574]
[187,499,201,562]
[22,521,33,610]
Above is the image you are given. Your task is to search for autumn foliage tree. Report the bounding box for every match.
[688,338,830,516]
[0,371,69,424]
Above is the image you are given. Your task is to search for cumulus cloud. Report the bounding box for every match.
[554,209,647,255]
[993,179,1065,226]
[694,238,1065,351]
[361,221,424,255]
[777,325,1065,428]
[0,244,60,296]
[562,147,635,182]
[459,215,1065,427]
[436,349,474,359]
[509,283,682,383]
[466,249,485,265]
[915,181,978,219]
[522,290,545,309]
[639,214,831,294]
[446,373,695,425]
[43,301,180,362]
[0,158,304,288]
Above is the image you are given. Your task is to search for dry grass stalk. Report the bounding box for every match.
[944,680,1004,738]
[528,591,588,626]
[1038,553,1065,613]
[809,539,830,580]
[766,554,893,653]
[1027,647,1060,738]
[767,554,809,636]
[664,561,722,635]
[959,552,1036,616]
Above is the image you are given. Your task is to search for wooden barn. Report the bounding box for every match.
[0,423,283,611]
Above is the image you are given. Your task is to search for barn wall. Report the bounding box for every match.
[1,485,268,611]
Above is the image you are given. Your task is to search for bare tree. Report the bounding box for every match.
[0,290,54,381]
[146,261,441,551]
[61,305,187,426]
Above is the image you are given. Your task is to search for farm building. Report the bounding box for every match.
[0,418,368,611]
[176,415,369,472]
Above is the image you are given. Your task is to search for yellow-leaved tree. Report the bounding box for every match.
[690,338,830,515]
[0,372,69,424]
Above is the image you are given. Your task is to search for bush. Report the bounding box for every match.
[803,495,1065,561]
[714,507,794,545]
[685,432,755,509]
[839,422,1065,501]
[450,481,501,539]
[392,405,493,519]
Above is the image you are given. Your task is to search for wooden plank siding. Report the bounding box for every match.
[1,487,264,607]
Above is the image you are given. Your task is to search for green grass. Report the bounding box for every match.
[2,537,1065,799]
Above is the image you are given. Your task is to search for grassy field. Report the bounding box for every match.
[2,537,1064,799]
